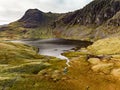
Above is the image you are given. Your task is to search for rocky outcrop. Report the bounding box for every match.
[18,9,45,28]
[107,10,120,26]
[56,0,120,26]
[18,9,61,28]
[52,0,120,40]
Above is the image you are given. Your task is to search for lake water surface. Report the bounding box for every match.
[11,38,92,65]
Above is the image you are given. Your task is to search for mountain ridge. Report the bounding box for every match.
[0,0,120,40]
[53,0,120,40]
[55,0,120,26]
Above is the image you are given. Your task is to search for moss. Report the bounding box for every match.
[62,51,88,59]
[87,37,120,55]
[88,58,101,65]
[0,42,38,65]
[91,63,114,74]
[0,42,68,90]
[3,62,51,74]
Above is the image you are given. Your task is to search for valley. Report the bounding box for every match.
[0,0,120,90]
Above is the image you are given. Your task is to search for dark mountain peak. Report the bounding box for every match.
[25,9,42,13]
[18,9,60,28]
[19,9,44,24]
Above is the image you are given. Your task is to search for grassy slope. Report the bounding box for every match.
[54,24,120,41]
[0,22,55,40]
[1,37,120,90]
[61,37,120,90]
[87,37,120,55]
[0,42,66,90]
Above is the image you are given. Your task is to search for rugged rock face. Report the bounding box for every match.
[18,9,44,28]
[17,0,120,28]
[107,11,120,26]
[57,0,120,26]
[52,0,120,40]
[19,9,44,23]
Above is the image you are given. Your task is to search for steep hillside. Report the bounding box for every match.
[54,0,120,40]
[93,10,120,40]
[57,0,120,25]
[107,11,120,26]
[0,42,67,90]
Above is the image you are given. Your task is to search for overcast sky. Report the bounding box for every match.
[0,0,92,25]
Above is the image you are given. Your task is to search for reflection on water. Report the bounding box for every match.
[38,43,74,59]
[11,38,92,66]
[11,38,92,60]
[26,39,75,61]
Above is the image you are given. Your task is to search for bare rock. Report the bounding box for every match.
[111,68,120,77]
[91,63,114,74]
[88,58,101,65]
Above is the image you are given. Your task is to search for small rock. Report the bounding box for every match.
[88,58,101,65]
[54,49,58,51]
[38,70,47,75]
[91,63,114,74]
[61,77,67,80]
[102,59,108,62]
[111,68,120,77]
[51,70,61,81]
[34,83,39,87]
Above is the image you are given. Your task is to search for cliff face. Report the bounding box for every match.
[107,11,120,26]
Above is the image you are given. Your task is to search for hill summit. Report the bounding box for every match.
[18,9,60,28]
